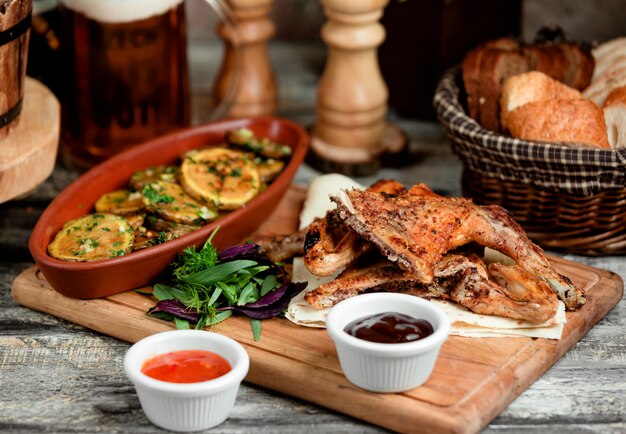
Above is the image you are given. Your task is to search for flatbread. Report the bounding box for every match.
[298,174,363,229]
[286,174,566,339]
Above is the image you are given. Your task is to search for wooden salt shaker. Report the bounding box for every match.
[214,0,278,118]
[310,0,407,175]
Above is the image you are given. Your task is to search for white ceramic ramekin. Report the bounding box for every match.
[124,330,249,432]
[326,293,450,393]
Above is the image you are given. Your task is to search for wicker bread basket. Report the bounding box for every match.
[434,68,626,255]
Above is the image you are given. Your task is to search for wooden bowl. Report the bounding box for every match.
[29,117,309,299]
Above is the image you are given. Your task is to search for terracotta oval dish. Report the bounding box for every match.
[29,117,309,299]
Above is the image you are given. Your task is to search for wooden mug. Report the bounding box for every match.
[0,0,32,141]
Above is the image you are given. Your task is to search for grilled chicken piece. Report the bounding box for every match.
[302,210,372,276]
[304,252,449,308]
[303,179,406,276]
[305,253,559,323]
[257,227,308,262]
[334,183,584,310]
[448,259,558,323]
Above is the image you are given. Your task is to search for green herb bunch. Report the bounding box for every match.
[145,229,306,340]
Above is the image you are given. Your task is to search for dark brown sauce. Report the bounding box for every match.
[344,312,434,344]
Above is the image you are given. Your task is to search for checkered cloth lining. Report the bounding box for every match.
[433,67,626,196]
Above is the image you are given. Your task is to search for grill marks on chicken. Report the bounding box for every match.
[305,252,560,323]
[334,184,473,283]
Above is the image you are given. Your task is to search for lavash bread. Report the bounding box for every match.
[500,71,583,130]
[602,86,626,148]
[505,99,610,149]
[461,39,594,132]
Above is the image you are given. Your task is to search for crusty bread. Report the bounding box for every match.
[592,37,626,66]
[602,85,626,148]
[500,71,582,131]
[462,38,522,125]
[559,42,595,90]
[592,54,626,82]
[506,99,610,149]
[522,44,568,83]
[462,47,488,120]
[476,49,528,132]
[584,37,626,106]
[584,65,626,106]
[603,85,626,107]
[461,38,593,132]
[522,43,594,90]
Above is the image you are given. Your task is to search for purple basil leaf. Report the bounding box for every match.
[147,299,201,323]
[218,281,308,319]
[229,304,287,319]
[219,243,260,261]
[245,280,305,308]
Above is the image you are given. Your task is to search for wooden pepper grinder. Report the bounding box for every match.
[214,0,278,118]
[310,0,407,175]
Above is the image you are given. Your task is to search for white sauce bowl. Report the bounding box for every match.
[326,293,450,393]
[124,330,249,431]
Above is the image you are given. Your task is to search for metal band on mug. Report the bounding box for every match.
[0,98,24,128]
[0,10,32,47]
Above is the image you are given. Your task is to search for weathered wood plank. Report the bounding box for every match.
[1,41,625,433]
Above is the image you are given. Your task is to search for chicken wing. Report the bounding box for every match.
[305,252,559,323]
[303,179,407,276]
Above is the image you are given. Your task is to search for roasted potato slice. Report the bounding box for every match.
[180,147,261,210]
[129,165,179,191]
[125,213,146,230]
[142,181,218,225]
[48,213,134,262]
[254,157,285,183]
[132,227,178,251]
[95,189,145,215]
[145,215,200,235]
[226,128,292,159]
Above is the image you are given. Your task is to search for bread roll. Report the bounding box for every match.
[500,71,582,130]
[602,85,626,148]
[506,99,610,149]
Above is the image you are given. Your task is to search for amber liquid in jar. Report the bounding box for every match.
[344,312,434,344]
[59,0,189,169]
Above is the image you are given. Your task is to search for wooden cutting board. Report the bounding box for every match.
[12,185,624,434]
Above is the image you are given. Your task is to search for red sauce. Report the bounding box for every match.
[141,350,231,383]
[344,312,434,344]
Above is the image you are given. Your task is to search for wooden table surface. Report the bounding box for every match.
[1,41,625,434]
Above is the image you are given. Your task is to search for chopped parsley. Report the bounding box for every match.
[143,184,175,205]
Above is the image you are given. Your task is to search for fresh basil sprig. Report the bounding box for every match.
[145,230,307,340]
